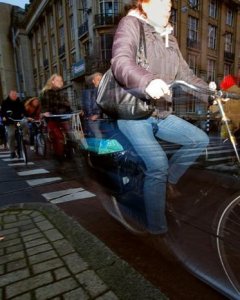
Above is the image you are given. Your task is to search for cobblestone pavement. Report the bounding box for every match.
[0,203,167,300]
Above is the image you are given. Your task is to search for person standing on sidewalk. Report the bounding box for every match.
[1,90,29,158]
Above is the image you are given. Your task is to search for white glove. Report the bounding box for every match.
[145,79,170,99]
[209,81,217,91]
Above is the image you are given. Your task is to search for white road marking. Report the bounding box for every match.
[0,154,11,158]
[42,187,84,200]
[3,158,24,162]
[42,187,95,204]
[26,177,62,186]
[8,162,34,166]
[17,168,50,176]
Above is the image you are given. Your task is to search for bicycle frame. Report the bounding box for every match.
[169,80,240,164]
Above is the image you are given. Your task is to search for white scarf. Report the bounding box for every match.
[127,10,173,48]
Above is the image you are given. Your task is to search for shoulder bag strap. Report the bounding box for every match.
[138,21,149,69]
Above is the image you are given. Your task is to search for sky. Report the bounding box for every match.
[0,0,29,9]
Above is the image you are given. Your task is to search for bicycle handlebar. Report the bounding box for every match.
[169,80,240,100]
[7,116,26,123]
[43,112,81,119]
[168,80,213,95]
[216,90,240,100]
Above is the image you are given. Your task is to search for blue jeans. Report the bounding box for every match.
[117,115,209,234]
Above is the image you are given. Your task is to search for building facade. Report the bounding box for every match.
[22,0,130,109]
[0,3,18,102]
[19,0,240,114]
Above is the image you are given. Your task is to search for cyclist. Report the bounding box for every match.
[40,74,73,164]
[82,72,103,138]
[1,90,29,158]
[24,97,42,148]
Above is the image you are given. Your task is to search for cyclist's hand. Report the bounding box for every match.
[209,81,217,91]
[89,114,99,121]
[145,79,170,99]
[42,112,50,117]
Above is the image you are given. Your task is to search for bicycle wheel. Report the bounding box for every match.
[18,136,28,164]
[35,133,46,157]
[216,193,240,295]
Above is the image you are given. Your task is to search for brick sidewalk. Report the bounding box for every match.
[0,203,167,300]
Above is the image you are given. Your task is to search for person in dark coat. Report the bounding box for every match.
[1,90,28,158]
[82,72,103,137]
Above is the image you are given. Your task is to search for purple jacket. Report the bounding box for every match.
[111,16,208,116]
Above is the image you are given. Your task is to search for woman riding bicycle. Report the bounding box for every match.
[110,0,216,235]
[40,74,72,163]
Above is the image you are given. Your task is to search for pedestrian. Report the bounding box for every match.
[1,90,29,158]
[82,72,103,138]
[40,74,72,162]
[110,0,216,234]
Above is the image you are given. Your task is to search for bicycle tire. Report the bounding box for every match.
[35,133,46,157]
[216,193,240,295]
[19,137,28,164]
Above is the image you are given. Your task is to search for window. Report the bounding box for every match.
[81,40,90,58]
[223,63,232,77]
[99,0,119,16]
[43,43,48,60]
[59,26,65,47]
[37,30,41,45]
[31,36,35,51]
[209,0,217,19]
[53,65,57,74]
[224,32,233,53]
[49,13,54,29]
[58,1,63,19]
[51,35,56,58]
[71,52,76,65]
[171,9,177,36]
[188,54,198,75]
[207,59,216,81]
[69,15,75,42]
[188,16,198,41]
[61,59,67,81]
[100,34,113,61]
[208,25,217,49]
[188,0,199,10]
[226,9,233,26]
[38,48,42,67]
[42,23,46,38]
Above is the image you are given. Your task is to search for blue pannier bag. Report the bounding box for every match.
[86,138,124,154]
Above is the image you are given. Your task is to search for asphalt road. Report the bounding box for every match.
[0,148,230,300]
